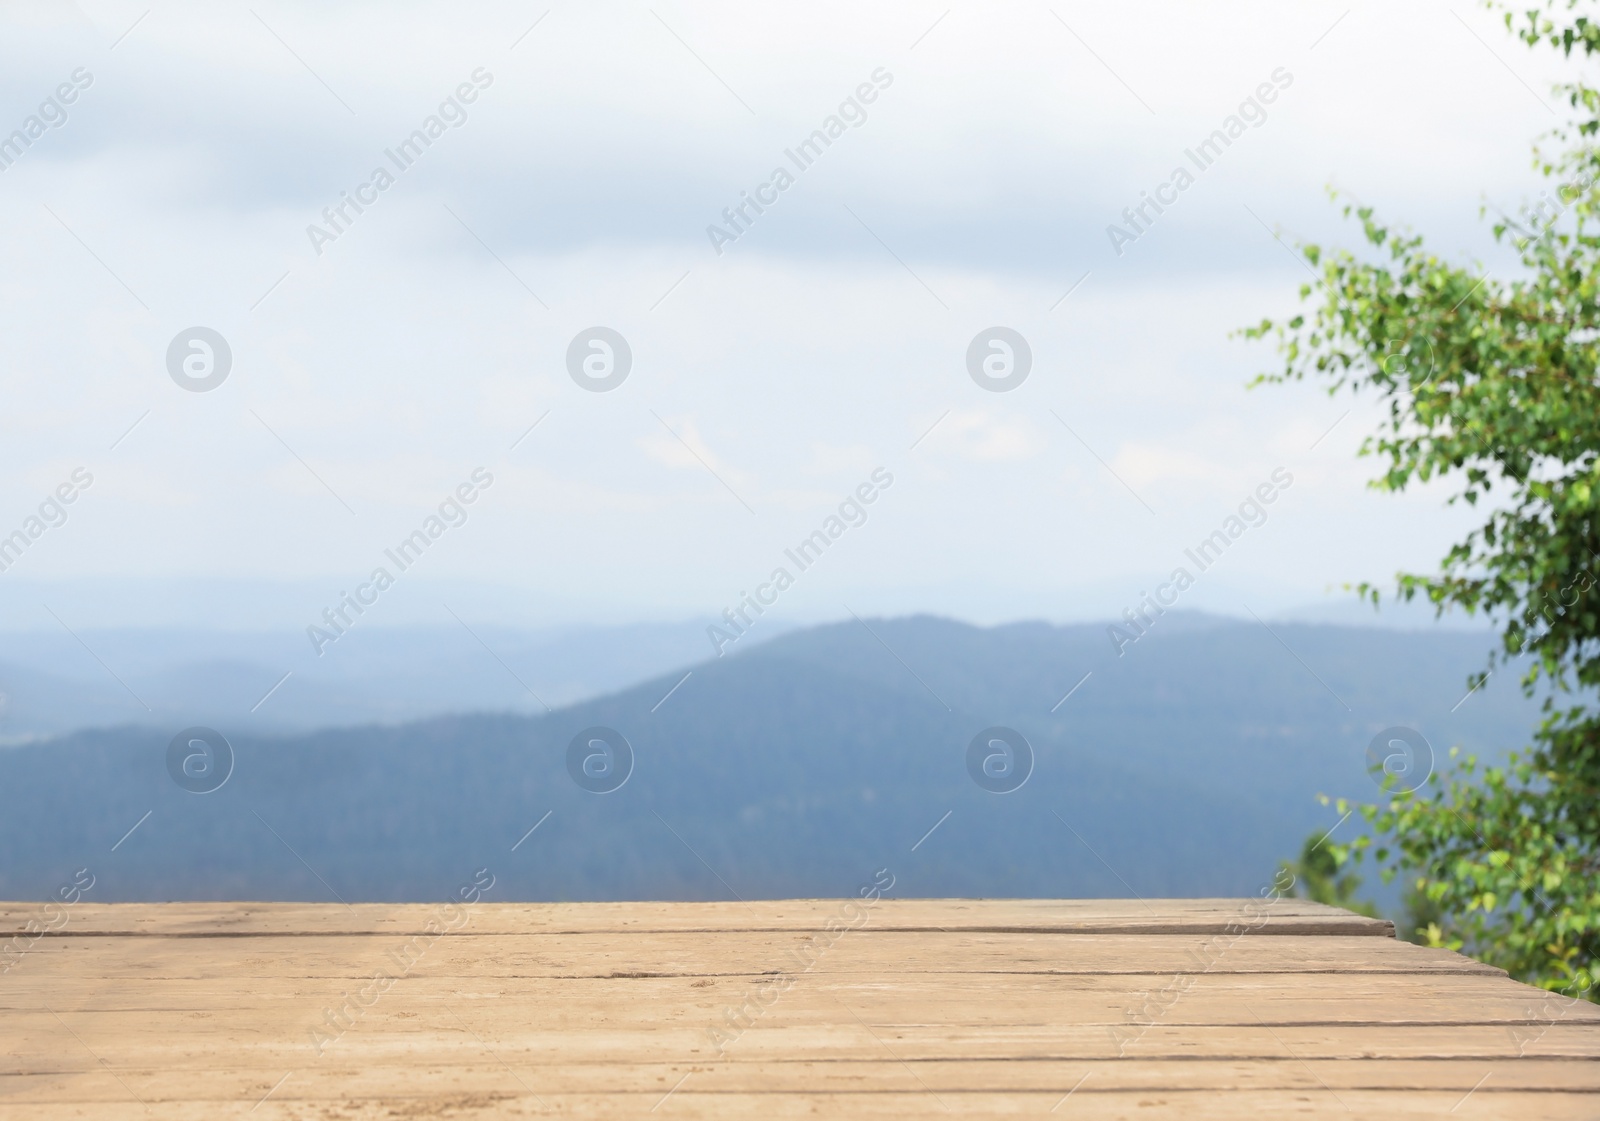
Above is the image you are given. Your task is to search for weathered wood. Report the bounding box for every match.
[0,930,1508,978]
[5,1057,1600,1096]
[6,972,1582,1021]
[0,898,1395,937]
[0,899,1591,1118]
[1,1089,1598,1120]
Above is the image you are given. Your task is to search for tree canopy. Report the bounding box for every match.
[1246,0,1600,998]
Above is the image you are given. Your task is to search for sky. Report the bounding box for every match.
[0,0,1577,634]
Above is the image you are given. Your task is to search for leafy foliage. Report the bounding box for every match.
[1279,831,1379,919]
[1246,0,1600,999]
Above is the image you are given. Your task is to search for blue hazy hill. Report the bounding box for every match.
[0,614,1536,904]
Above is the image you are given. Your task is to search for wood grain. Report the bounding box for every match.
[0,899,1591,1119]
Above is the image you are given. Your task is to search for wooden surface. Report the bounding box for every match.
[1,898,1596,1118]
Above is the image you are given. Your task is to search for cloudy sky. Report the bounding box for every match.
[0,0,1574,634]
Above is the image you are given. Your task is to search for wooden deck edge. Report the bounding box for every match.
[0,898,1397,938]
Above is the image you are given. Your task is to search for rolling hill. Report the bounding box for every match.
[0,613,1539,905]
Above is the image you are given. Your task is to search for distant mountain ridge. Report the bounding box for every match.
[0,619,769,742]
[0,614,1539,904]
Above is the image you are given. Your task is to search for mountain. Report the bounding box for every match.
[0,614,1540,904]
[0,620,783,741]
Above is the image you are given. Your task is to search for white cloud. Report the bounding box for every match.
[0,0,1559,625]
[923,409,1040,462]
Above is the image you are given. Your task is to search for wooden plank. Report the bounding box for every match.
[3,1057,1598,1098]
[3,970,1582,1020]
[8,1021,1596,1069]
[0,899,1591,1119]
[0,1090,1596,1120]
[0,931,1505,978]
[0,898,1396,937]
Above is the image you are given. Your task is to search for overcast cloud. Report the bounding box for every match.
[0,0,1572,632]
